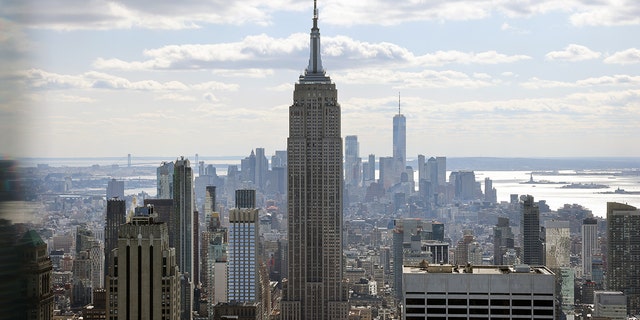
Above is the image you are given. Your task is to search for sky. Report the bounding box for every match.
[1,0,640,159]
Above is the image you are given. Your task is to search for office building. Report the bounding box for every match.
[450,170,477,201]
[594,291,627,320]
[582,217,598,279]
[606,202,640,314]
[393,94,406,170]
[143,199,174,246]
[255,147,268,190]
[403,264,556,320]
[493,217,514,265]
[173,156,194,319]
[484,177,497,204]
[364,154,375,182]
[235,189,256,209]
[106,206,181,320]
[157,161,174,199]
[20,230,55,319]
[344,135,361,187]
[379,156,397,190]
[544,220,570,268]
[106,178,125,199]
[417,155,426,182]
[228,201,259,302]
[280,2,349,318]
[436,156,446,187]
[105,198,126,280]
[521,195,543,265]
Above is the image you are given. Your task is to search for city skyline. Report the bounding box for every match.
[2,1,640,158]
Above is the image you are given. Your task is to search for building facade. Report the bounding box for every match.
[173,157,194,319]
[227,205,260,302]
[280,1,349,318]
[393,98,406,171]
[105,198,126,281]
[403,264,556,320]
[106,207,181,320]
[344,135,361,188]
[606,202,640,314]
[521,195,543,265]
[581,217,598,279]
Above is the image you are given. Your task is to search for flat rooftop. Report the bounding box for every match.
[404,264,554,275]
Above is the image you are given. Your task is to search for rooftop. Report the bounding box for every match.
[404,263,554,275]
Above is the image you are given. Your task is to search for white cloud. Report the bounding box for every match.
[203,93,218,102]
[191,81,239,92]
[500,22,530,34]
[604,48,640,65]
[94,34,530,72]
[2,0,306,30]
[155,93,197,102]
[522,75,640,89]
[5,0,640,30]
[545,44,601,62]
[570,4,640,27]
[336,69,496,89]
[268,83,295,92]
[212,69,275,78]
[21,69,238,92]
[55,94,96,103]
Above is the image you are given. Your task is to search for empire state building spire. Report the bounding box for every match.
[301,0,329,83]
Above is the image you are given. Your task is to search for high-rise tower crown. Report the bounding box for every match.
[300,0,330,83]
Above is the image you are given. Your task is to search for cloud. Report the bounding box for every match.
[2,0,306,30]
[20,69,238,92]
[4,0,640,30]
[212,69,275,78]
[336,69,497,89]
[570,3,640,26]
[500,22,530,34]
[604,48,640,65]
[155,93,197,102]
[545,44,601,62]
[55,94,96,103]
[521,75,640,89]
[94,34,530,72]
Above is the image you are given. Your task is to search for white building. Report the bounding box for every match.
[227,207,259,302]
[403,264,555,320]
[594,291,627,320]
[544,220,571,268]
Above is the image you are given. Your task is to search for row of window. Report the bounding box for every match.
[406,307,554,316]
[406,297,554,307]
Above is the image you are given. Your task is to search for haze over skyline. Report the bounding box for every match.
[2,0,640,158]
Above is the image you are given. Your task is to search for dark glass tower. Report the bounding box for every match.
[606,202,640,314]
[280,1,349,318]
[521,195,543,265]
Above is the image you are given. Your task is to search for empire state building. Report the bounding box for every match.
[280,1,349,319]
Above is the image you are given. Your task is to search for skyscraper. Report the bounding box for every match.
[157,161,175,199]
[493,217,514,265]
[521,195,543,265]
[544,220,570,268]
[106,178,125,199]
[392,93,406,170]
[227,191,260,303]
[106,206,181,320]
[173,156,194,319]
[281,1,349,318]
[105,198,126,281]
[581,217,598,279]
[255,148,268,190]
[606,202,640,314]
[344,135,361,187]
